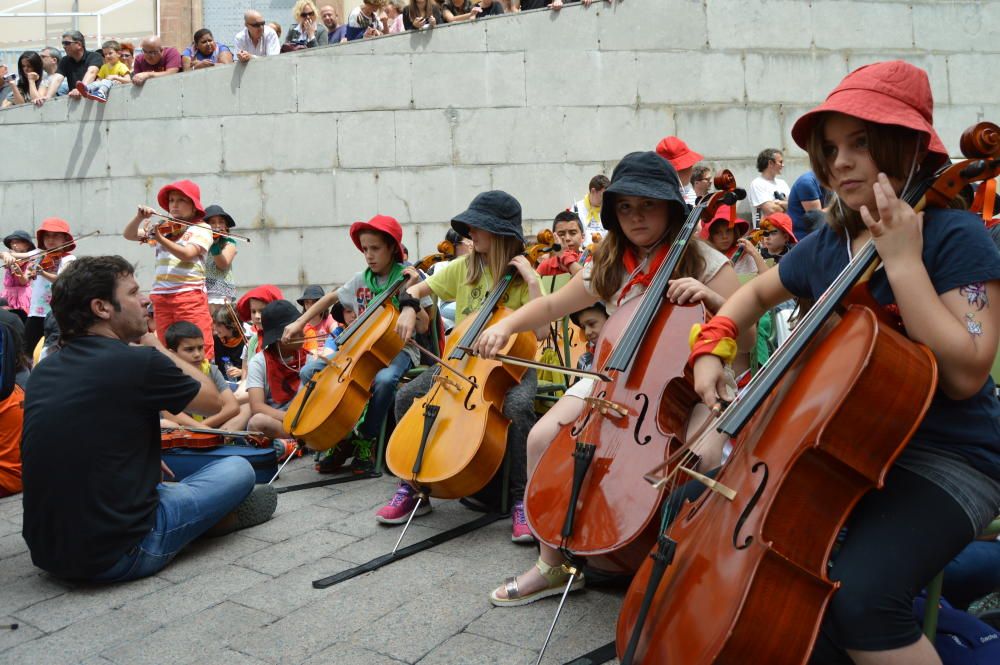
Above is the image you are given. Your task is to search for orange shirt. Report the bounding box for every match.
[0,386,24,497]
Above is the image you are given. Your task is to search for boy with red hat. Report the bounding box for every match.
[284,214,433,473]
[123,180,216,359]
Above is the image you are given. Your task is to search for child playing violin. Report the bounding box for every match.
[212,307,245,381]
[379,191,549,534]
[123,180,216,359]
[736,210,798,274]
[283,215,433,474]
[21,218,77,355]
[472,151,752,606]
[700,205,757,277]
[203,204,239,310]
[692,61,1000,665]
[536,211,586,277]
[160,321,241,430]
[1,231,34,321]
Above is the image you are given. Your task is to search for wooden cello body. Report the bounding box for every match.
[386,304,537,499]
[616,305,936,664]
[526,298,705,574]
[284,280,406,451]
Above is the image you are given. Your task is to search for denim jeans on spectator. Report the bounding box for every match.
[85,79,114,100]
[358,351,413,439]
[56,79,68,96]
[942,540,1000,609]
[91,456,255,583]
[300,356,329,384]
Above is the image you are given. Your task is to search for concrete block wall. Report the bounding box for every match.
[1,0,998,295]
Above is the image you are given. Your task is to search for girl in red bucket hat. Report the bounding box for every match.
[21,218,77,353]
[698,204,757,276]
[282,214,429,475]
[692,60,1000,665]
[123,180,216,358]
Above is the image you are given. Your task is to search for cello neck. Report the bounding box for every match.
[450,263,518,362]
[604,187,744,373]
[717,158,976,437]
[334,276,407,347]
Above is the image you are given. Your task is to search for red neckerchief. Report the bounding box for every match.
[263,346,305,404]
[619,243,670,305]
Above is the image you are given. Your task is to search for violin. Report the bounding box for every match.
[729,227,764,265]
[385,263,538,499]
[27,231,101,276]
[141,212,251,246]
[616,122,1000,665]
[415,240,457,272]
[283,276,409,450]
[523,171,744,575]
[160,425,267,450]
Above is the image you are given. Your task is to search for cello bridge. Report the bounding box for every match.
[583,396,628,419]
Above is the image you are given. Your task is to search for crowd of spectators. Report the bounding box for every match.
[0,0,613,107]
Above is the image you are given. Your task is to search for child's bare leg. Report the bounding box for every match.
[224,403,252,432]
[248,413,290,439]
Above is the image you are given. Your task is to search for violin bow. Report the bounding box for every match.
[148,212,252,243]
[224,299,249,346]
[457,345,613,383]
[161,425,265,437]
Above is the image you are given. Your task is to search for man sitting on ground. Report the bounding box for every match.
[20,256,276,583]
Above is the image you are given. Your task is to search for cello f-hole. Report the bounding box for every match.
[337,356,354,382]
[733,461,769,550]
[633,393,652,446]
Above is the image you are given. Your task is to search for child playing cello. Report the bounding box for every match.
[472,152,751,605]
[378,191,549,537]
[692,61,1000,665]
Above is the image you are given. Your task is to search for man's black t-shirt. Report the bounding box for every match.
[21,336,199,578]
[56,50,104,88]
[519,0,559,9]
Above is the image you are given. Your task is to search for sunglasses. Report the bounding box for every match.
[248,21,266,27]
[301,11,315,16]
[761,230,780,237]
[61,40,76,46]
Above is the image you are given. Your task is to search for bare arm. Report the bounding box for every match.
[140,333,224,416]
[213,242,237,270]
[81,65,99,86]
[284,290,341,342]
[199,388,241,428]
[248,387,288,420]
[123,205,154,241]
[156,231,204,262]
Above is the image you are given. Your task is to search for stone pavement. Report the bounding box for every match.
[0,458,622,665]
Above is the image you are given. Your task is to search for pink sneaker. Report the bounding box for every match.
[511,501,535,543]
[375,483,432,524]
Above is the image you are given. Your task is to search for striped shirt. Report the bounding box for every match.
[151,223,213,295]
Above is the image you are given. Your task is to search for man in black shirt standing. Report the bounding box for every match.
[21,256,276,582]
[37,30,102,106]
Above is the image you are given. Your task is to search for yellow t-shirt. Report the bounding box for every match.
[426,255,546,324]
[97,61,130,80]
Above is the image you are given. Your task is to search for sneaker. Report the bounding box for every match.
[315,443,351,474]
[375,483,432,524]
[75,81,106,103]
[204,484,278,537]
[511,501,535,543]
[348,434,376,476]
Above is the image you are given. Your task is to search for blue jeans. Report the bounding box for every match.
[300,356,329,384]
[942,540,1000,609]
[91,456,255,583]
[359,351,413,439]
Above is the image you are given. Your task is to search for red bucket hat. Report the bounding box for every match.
[654,136,704,172]
[698,205,749,240]
[791,60,948,166]
[36,217,76,252]
[156,179,206,218]
[236,284,284,323]
[349,214,407,262]
[761,212,798,243]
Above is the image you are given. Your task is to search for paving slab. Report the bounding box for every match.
[154,532,273,583]
[235,528,359,577]
[13,575,168,633]
[415,632,538,665]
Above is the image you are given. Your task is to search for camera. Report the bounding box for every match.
[2,73,16,83]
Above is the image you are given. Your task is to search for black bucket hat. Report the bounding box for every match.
[3,230,35,250]
[203,204,236,228]
[297,284,325,306]
[451,190,524,244]
[260,300,301,349]
[600,151,688,233]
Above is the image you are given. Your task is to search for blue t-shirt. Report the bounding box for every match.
[181,43,232,63]
[787,171,825,240]
[778,208,1000,479]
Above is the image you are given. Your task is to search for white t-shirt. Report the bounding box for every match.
[233,26,281,57]
[28,253,76,319]
[748,176,790,209]
[246,350,291,409]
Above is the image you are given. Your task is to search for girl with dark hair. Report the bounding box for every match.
[2,51,46,106]
[472,152,750,605]
[181,29,233,71]
[692,60,1000,665]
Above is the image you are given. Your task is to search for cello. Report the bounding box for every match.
[616,122,1000,665]
[282,276,409,450]
[523,171,745,575]
[384,264,538,500]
